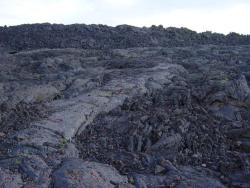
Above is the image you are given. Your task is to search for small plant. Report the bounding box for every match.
[220,76,229,84]
[15,159,21,165]
[36,94,45,102]
[59,138,68,149]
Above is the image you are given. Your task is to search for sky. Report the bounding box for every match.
[0,0,250,34]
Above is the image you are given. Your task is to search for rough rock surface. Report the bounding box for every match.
[53,159,129,188]
[0,167,23,188]
[1,24,250,51]
[0,24,250,187]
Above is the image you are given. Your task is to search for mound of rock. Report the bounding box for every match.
[0,25,250,187]
[1,24,250,51]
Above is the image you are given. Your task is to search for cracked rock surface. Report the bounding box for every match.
[0,24,250,187]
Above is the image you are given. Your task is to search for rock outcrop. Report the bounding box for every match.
[1,24,250,51]
[0,24,250,187]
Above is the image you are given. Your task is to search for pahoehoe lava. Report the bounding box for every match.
[0,24,250,188]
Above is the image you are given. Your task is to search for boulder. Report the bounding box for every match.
[53,159,128,188]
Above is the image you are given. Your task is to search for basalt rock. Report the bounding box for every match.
[53,159,128,188]
[1,24,250,51]
[0,24,250,187]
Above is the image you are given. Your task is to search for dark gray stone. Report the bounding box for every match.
[0,167,23,188]
[1,24,250,51]
[1,31,250,188]
[9,127,62,149]
[20,155,51,188]
[133,166,225,188]
[209,104,239,121]
[53,158,128,188]
[226,75,250,102]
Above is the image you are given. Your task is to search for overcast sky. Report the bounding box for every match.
[0,0,250,34]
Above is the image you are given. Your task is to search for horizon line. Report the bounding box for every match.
[1,22,249,36]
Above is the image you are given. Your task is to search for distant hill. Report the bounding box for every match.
[1,23,250,51]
